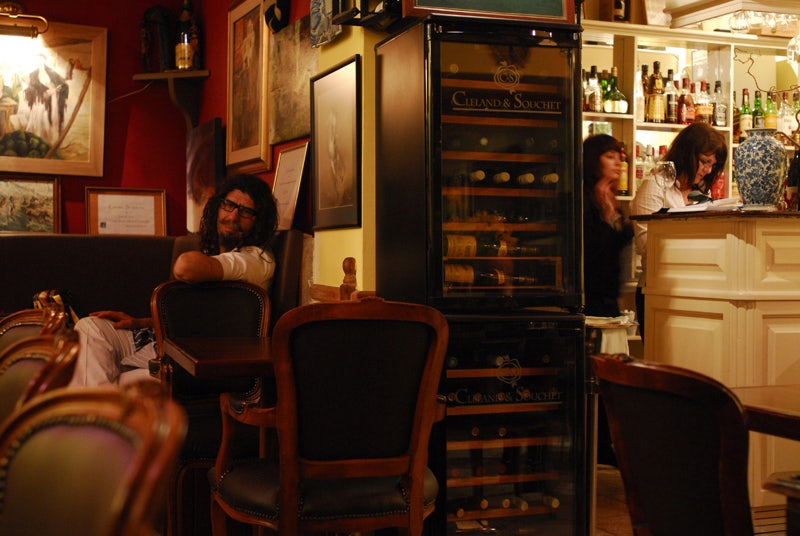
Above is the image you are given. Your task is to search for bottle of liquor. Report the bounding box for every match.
[739,88,753,140]
[602,66,628,114]
[618,142,629,196]
[175,0,200,70]
[584,66,603,113]
[613,0,626,21]
[778,91,794,137]
[752,90,765,128]
[663,70,678,123]
[712,80,728,127]
[694,80,713,124]
[732,90,741,143]
[633,143,645,191]
[633,66,646,122]
[764,90,778,129]
[677,77,695,125]
[646,61,665,123]
[785,150,800,211]
[793,90,800,142]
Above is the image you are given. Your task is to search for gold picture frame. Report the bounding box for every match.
[0,175,61,233]
[86,187,167,236]
[227,0,271,172]
[272,141,309,231]
[0,22,107,177]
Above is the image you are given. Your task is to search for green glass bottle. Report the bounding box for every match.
[752,90,764,128]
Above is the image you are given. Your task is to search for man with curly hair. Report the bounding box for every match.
[70,174,278,386]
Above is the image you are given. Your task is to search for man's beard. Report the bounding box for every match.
[218,230,243,251]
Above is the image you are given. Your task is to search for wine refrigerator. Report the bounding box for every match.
[376,15,590,535]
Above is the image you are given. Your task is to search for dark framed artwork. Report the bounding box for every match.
[311,55,361,230]
[227,0,270,171]
[186,118,225,233]
[0,22,107,176]
[0,175,60,233]
[402,0,576,24]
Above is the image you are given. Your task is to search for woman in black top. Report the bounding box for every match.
[583,134,634,318]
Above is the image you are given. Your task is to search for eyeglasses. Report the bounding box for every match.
[219,198,258,219]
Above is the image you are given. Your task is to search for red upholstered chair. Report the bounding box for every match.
[208,296,449,536]
[590,353,755,536]
[0,381,186,536]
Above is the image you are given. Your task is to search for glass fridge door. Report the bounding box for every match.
[431,21,581,312]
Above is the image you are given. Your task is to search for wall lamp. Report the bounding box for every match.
[0,1,48,38]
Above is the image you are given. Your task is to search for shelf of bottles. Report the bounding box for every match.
[442,316,582,534]
[437,41,575,300]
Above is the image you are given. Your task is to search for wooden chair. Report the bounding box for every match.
[0,328,80,427]
[0,305,66,353]
[208,295,449,536]
[589,353,754,536]
[150,278,270,536]
[0,381,186,536]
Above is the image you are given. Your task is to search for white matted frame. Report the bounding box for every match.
[0,22,107,176]
[0,175,60,233]
[86,187,167,236]
[272,141,309,231]
[227,0,271,171]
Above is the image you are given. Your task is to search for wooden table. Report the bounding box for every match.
[732,384,800,442]
[733,384,800,535]
[163,336,272,378]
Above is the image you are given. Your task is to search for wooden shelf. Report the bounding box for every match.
[132,69,210,130]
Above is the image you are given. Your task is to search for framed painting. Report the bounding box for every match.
[268,15,318,145]
[0,175,60,233]
[227,0,271,171]
[0,22,107,176]
[402,0,576,24]
[311,55,361,230]
[86,187,167,236]
[272,141,309,231]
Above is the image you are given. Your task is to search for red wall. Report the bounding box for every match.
[25,0,310,235]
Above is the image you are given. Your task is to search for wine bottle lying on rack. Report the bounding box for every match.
[444,234,546,257]
[444,264,536,286]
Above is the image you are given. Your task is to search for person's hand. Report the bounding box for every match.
[594,179,619,225]
[90,310,151,330]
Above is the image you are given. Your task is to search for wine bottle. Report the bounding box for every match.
[516,172,535,185]
[752,90,765,128]
[492,171,511,184]
[444,264,536,286]
[444,234,543,258]
[541,172,559,184]
[739,88,753,141]
[175,0,200,70]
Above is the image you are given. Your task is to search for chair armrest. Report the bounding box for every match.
[435,394,447,423]
[212,392,276,487]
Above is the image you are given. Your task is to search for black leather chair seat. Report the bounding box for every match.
[209,461,439,522]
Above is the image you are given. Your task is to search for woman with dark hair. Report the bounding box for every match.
[583,134,634,318]
[630,122,727,338]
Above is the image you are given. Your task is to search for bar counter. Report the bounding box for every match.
[632,208,800,506]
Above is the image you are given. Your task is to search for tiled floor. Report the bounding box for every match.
[593,464,788,535]
[594,464,633,536]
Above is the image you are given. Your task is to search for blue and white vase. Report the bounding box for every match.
[733,128,787,207]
